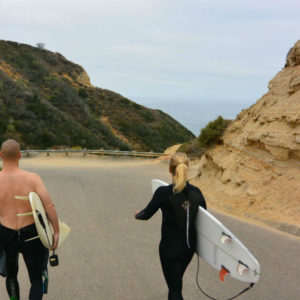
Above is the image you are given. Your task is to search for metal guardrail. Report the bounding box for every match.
[21,149,167,158]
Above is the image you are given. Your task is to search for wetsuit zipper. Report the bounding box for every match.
[186,202,190,248]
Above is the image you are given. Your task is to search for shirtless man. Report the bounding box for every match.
[0,139,59,300]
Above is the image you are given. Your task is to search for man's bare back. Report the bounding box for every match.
[0,139,59,249]
[0,168,43,230]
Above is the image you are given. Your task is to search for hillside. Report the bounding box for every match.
[0,40,194,151]
[190,40,300,235]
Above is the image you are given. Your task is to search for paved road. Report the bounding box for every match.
[0,155,299,300]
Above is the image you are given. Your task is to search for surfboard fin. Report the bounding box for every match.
[16,212,33,217]
[219,266,230,281]
[220,232,232,244]
[15,196,29,200]
[237,262,249,277]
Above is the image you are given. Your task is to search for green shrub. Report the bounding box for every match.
[178,116,231,158]
[132,102,142,110]
[116,119,130,135]
[140,110,155,122]
[6,123,16,133]
[0,119,8,135]
[178,139,205,158]
[78,88,88,98]
[198,116,231,148]
[120,98,131,106]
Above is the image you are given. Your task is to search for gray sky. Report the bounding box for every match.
[1,0,300,133]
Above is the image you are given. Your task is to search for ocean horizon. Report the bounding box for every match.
[133,97,255,136]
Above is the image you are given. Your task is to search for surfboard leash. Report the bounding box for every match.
[195,255,255,300]
[196,254,218,300]
[36,210,59,267]
[36,210,52,247]
[226,282,254,300]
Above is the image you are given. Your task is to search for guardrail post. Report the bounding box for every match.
[47,152,50,156]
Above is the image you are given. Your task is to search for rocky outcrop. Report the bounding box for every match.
[164,144,181,155]
[76,69,92,87]
[191,40,300,235]
[285,40,300,67]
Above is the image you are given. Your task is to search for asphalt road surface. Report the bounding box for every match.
[0,155,299,300]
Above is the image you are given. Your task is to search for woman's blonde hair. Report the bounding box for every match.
[170,152,189,193]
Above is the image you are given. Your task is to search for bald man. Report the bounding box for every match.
[0,139,59,300]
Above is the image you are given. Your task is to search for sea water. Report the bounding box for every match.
[133,97,254,136]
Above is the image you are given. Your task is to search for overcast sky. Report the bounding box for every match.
[1,0,300,131]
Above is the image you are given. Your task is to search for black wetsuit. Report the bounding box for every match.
[0,223,49,300]
[136,183,206,300]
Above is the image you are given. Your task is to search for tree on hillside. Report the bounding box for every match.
[36,43,45,50]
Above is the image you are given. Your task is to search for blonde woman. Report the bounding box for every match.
[135,153,207,300]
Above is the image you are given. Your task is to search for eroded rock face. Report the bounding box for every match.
[285,40,300,67]
[192,41,300,234]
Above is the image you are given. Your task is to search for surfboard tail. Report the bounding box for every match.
[58,221,71,247]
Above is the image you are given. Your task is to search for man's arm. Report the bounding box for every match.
[33,173,60,250]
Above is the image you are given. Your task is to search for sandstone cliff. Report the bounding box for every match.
[191,40,300,236]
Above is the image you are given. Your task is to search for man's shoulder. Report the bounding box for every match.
[18,169,40,180]
[19,168,36,176]
[0,168,36,177]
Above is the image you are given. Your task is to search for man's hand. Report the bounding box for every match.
[51,232,59,250]
[33,173,60,246]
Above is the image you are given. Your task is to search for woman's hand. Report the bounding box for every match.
[134,210,140,219]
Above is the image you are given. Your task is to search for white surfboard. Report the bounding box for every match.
[152,179,168,194]
[151,179,261,283]
[16,192,70,249]
[30,191,54,248]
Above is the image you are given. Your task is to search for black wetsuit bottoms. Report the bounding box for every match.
[0,223,49,300]
[159,240,195,300]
